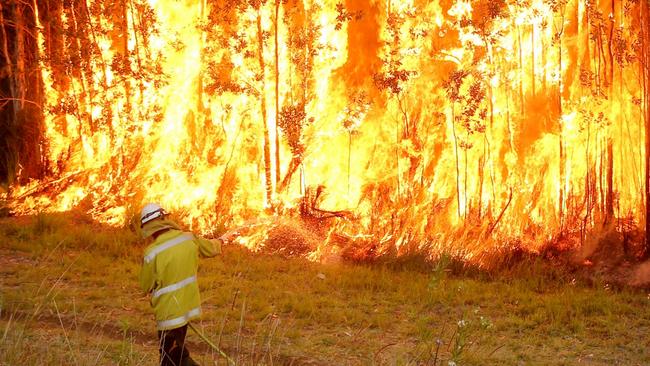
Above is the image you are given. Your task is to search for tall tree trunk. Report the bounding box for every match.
[0,0,44,183]
[25,0,44,181]
[127,0,143,98]
[517,24,524,116]
[482,36,496,205]
[542,28,547,92]
[197,0,205,115]
[478,153,484,221]
[642,0,650,257]
[608,0,615,87]
[606,138,614,223]
[257,10,273,205]
[0,1,19,183]
[278,154,303,194]
[531,24,535,96]
[274,0,281,187]
[395,103,400,197]
[347,131,352,198]
[558,8,565,231]
[111,0,130,111]
[14,3,26,112]
[452,105,461,218]
[0,3,17,122]
[67,0,94,137]
[584,116,591,225]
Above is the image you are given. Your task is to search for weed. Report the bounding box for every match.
[429,253,452,289]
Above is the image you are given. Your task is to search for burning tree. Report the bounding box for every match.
[275,0,322,196]
[340,90,370,198]
[444,70,488,221]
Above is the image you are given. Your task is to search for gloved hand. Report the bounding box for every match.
[215,231,237,245]
[210,238,224,246]
[219,234,234,245]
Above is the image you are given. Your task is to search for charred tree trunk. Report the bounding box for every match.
[0,0,45,184]
[0,2,18,183]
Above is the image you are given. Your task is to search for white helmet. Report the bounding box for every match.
[140,203,168,227]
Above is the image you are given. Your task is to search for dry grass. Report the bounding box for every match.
[1,212,650,365]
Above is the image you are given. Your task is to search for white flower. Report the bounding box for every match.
[448,361,457,366]
[479,316,493,329]
[457,319,466,327]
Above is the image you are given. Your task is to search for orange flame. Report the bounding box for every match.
[5,0,648,265]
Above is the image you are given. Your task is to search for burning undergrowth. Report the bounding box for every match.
[218,183,650,288]
[232,217,325,257]
[5,170,650,282]
[5,186,650,288]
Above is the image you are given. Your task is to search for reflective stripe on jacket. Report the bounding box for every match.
[139,229,221,330]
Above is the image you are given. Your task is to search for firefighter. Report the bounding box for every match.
[138,203,228,366]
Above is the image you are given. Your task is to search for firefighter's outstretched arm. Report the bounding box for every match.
[195,235,222,258]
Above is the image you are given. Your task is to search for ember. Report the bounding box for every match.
[1,0,649,265]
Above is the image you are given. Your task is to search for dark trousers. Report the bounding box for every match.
[158,325,190,366]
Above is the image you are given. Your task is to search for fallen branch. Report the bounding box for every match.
[9,171,88,201]
[486,187,513,237]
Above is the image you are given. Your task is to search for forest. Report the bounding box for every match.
[1,0,650,266]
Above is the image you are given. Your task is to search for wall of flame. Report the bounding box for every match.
[6,0,649,261]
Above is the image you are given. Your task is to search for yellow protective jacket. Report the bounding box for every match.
[139,228,221,330]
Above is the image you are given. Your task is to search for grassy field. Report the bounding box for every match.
[1,212,649,365]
